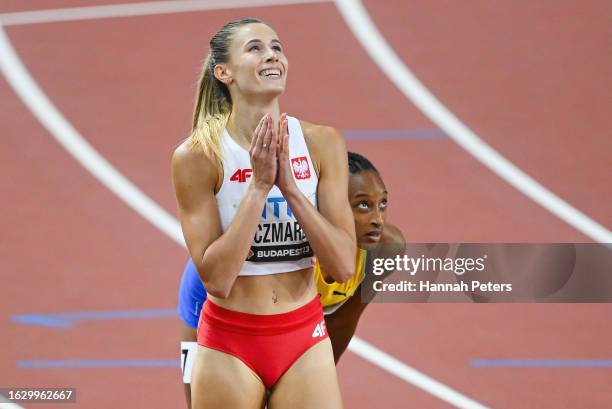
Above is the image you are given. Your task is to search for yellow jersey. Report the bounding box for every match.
[314,248,367,314]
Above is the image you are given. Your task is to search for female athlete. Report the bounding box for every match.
[178,152,405,408]
[171,18,356,409]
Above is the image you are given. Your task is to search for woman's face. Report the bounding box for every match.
[223,23,288,98]
[348,170,388,245]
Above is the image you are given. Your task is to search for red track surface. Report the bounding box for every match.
[1,1,610,408]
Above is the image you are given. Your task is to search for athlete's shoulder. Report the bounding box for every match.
[172,139,217,179]
[173,138,207,166]
[298,120,346,176]
[171,138,219,200]
[299,119,344,146]
[380,223,405,245]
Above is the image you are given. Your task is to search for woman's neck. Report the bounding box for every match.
[226,97,281,148]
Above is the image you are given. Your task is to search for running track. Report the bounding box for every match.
[1,1,611,408]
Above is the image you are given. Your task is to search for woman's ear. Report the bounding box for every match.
[214,64,233,85]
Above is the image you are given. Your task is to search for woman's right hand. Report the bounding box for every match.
[249,113,278,191]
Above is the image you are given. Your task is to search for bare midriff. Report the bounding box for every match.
[207,267,317,315]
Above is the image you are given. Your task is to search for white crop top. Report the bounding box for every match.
[216,116,318,276]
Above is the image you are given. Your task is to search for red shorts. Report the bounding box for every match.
[197,295,328,388]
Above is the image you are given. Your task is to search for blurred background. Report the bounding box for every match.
[1,1,610,408]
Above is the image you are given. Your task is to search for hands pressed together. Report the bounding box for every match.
[249,113,296,194]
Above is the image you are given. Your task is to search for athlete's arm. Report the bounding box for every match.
[277,119,356,282]
[326,223,404,361]
[172,116,277,298]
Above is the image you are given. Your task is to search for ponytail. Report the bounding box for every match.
[188,54,231,172]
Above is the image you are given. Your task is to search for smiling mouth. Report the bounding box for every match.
[258,68,282,79]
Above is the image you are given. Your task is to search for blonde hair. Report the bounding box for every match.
[188,18,271,171]
[188,53,231,171]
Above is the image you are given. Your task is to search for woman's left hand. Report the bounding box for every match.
[275,113,299,195]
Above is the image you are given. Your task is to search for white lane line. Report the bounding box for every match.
[349,338,489,409]
[0,25,184,246]
[334,0,612,244]
[0,9,483,408]
[0,398,26,409]
[0,0,328,26]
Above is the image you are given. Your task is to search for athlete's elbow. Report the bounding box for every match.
[328,259,355,283]
[332,271,354,283]
[207,287,231,299]
[198,265,233,299]
[336,268,355,283]
[203,278,232,299]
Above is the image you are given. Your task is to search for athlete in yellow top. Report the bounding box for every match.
[315,247,367,314]
[317,152,404,363]
[177,151,405,407]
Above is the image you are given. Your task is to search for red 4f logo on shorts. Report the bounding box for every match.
[291,157,311,180]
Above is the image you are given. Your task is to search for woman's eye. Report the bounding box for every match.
[273,45,282,52]
[357,202,369,210]
[249,45,260,51]
[380,200,388,209]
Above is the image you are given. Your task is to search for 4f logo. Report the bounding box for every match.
[230,168,252,183]
[291,157,311,180]
[312,320,326,338]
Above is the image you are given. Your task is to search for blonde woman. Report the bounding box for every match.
[178,151,406,408]
[172,18,355,409]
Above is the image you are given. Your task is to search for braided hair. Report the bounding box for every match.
[348,151,379,175]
